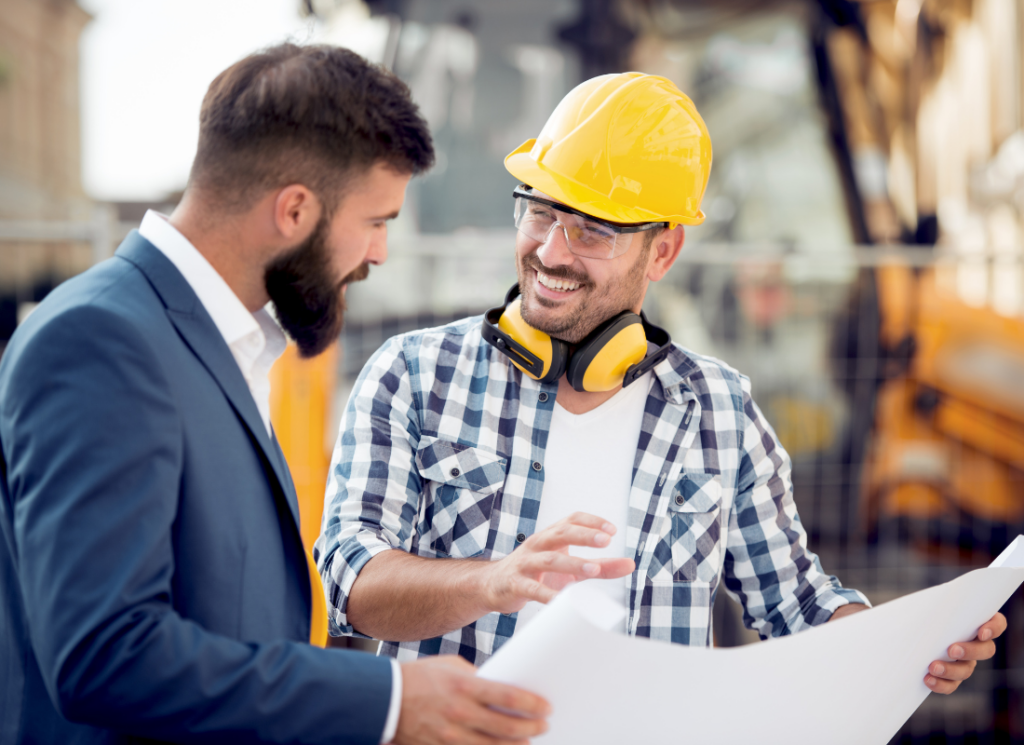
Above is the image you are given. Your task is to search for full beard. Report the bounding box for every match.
[516,248,648,344]
[264,214,369,358]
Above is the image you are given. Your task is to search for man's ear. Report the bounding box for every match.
[272,184,321,242]
[647,225,685,282]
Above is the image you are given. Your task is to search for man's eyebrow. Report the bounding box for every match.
[370,210,401,221]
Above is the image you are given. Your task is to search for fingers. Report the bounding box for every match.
[528,522,615,552]
[944,612,1007,662]
[396,657,549,745]
[437,706,544,745]
[519,552,634,581]
[924,673,962,695]
[928,659,976,684]
[471,678,551,720]
[447,679,548,743]
[595,557,635,579]
[431,655,479,672]
[976,612,1008,642]
[925,613,1009,697]
[948,639,996,662]
[509,575,559,605]
[424,717,536,745]
[521,551,602,578]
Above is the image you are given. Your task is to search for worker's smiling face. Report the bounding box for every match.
[514,191,659,344]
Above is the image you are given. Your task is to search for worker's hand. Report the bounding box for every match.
[925,612,1007,695]
[393,655,549,745]
[483,512,635,615]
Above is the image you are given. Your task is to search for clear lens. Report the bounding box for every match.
[514,196,626,260]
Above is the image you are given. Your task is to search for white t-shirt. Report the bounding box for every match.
[516,375,653,633]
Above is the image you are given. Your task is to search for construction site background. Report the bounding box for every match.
[2,0,1023,741]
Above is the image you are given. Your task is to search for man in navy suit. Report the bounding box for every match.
[0,44,549,744]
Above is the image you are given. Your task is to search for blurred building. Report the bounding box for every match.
[0,0,95,343]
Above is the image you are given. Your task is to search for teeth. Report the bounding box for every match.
[537,271,580,292]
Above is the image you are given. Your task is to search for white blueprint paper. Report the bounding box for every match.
[479,536,1024,745]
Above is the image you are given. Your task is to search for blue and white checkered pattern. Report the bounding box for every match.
[315,316,868,664]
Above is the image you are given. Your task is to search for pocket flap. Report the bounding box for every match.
[670,473,722,513]
[415,436,508,494]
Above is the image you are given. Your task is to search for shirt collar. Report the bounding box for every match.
[139,210,267,349]
[652,347,699,405]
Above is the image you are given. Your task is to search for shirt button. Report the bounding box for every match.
[532,461,542,472]
[516,533,527,543]
[675,494,685,505]
[450,467,461,478]
[538,392,548,403]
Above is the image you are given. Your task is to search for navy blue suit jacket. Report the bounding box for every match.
[0,233,391,743]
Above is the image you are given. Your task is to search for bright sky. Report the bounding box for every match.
[78,0,317,201]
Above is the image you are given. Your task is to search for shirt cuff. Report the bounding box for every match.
[381,657,402,744]
[816,586,872,623]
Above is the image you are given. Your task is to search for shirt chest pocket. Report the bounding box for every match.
[416,436,508,559]
[667,473,723,584]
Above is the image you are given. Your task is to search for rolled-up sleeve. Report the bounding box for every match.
[722,379,869,639]
[314,338,423,636]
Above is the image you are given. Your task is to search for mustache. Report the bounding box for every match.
[522,255,589,285]
[342,262,371,285]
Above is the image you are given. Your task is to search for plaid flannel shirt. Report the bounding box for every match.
[315,316,868,664]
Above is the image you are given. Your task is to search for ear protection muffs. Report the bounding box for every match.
[481,284,672,392]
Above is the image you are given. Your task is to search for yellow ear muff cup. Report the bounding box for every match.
[583,324,648,392]
[567,313,648,392]
[496,297,568,382]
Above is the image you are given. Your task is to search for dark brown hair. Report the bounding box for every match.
[188,43,434,211]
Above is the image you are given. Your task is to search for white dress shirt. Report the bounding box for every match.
[138,211,402,744]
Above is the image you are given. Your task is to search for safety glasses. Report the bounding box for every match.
[512,185,666,260]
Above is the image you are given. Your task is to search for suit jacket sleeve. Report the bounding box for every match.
[2,303,391,744]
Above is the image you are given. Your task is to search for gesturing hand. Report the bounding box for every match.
[925,612,1008,694]
[394,655,549,745]
[483,511,635,615]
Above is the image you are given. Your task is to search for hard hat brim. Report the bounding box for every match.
[505,139,706,227]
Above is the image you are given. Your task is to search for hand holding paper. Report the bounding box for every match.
[926,610,1008,694]
[826,602,1009,695]
[395,656,550,745]
[480,536,1024,745]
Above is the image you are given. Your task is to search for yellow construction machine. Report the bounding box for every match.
[863,263,1024,536]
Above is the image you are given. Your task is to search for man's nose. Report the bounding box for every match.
[535,222,575,267]
[367,229,388,266]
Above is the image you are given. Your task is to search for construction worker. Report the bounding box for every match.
[315,73,1005,695]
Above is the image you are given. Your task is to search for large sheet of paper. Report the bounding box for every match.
[479,536,1024,745]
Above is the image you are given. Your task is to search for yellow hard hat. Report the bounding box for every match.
[505,72,712,227]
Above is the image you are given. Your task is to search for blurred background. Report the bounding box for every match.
[1,0,1023,741]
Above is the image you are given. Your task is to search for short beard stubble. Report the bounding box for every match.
[516,236,652,344]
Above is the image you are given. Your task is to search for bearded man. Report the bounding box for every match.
[0,44,550,745]
[316,72,1005,696]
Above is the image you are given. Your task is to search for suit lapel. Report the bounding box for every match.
[115,231,301,528]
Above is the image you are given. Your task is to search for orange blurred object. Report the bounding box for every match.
[863,265,1024,530]
[269,341,339,647]
[270,342,339,550]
